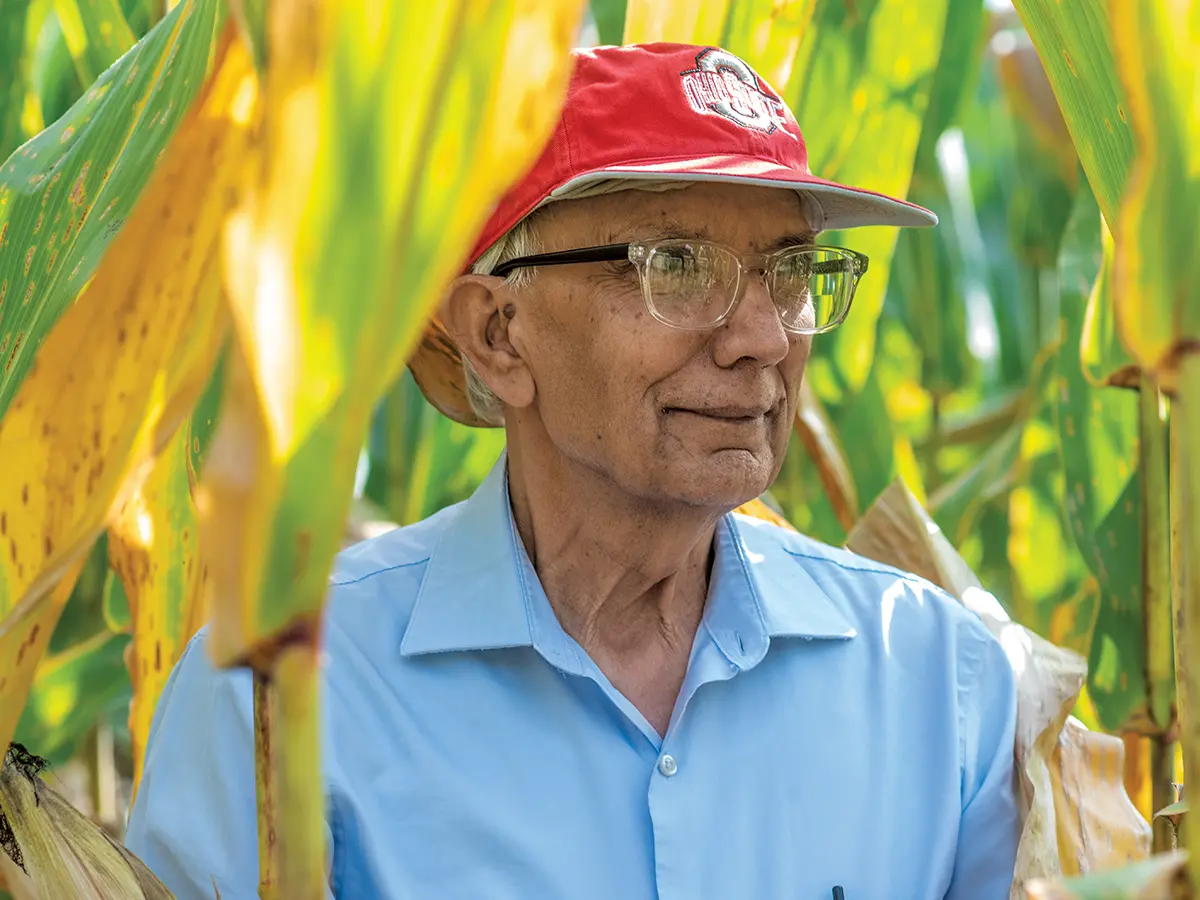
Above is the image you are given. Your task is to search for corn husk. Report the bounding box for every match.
[0,743,174,899]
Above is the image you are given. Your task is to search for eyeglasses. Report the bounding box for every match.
[491,239,869,335]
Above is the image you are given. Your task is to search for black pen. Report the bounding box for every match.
[832,888,846,900]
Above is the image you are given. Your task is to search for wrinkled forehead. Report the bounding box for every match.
[530,182,822,251]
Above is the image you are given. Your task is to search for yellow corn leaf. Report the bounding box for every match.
[0,28,258,754]
[623,0,731,43]
[846,480,1151,891]
[0,559,82,762]
[201,0,584,668]
[108,421,207,791]
[1109,0,1200,392]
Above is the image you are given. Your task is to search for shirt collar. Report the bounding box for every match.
[400,455,857,659]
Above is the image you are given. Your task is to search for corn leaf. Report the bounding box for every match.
[0,0,33,160]
[108,422,206,789]
[52,0,136,88]
[0,0,222,422]
[201,0,584,668]
[1054,186,1146,733]
[589,0,625,45]
[1079,218,1138,388]
[1109,0,1200,391]
[12,628,127,766]
[365,371,505,527]
[788,0,951,393]
[1008,0,1133,225]
[0,24,255,754]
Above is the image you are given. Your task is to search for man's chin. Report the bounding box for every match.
[665,449,777,510]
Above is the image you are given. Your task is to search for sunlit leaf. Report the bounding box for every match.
[107,422,206,789]
[1008,0,1133,225]
[0,24,253,754]
[0,0,222,422]
[201,0,585,670]
[52,0,136,88]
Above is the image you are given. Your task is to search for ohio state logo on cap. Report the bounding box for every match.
[678,48,793,136]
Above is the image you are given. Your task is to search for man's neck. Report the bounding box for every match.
[505,432,722,735]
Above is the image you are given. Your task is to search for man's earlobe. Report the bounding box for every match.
[441,275,536,411]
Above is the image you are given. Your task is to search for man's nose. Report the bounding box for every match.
[711,270,790,368]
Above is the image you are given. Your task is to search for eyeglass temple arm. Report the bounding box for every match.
[490,243,631,278]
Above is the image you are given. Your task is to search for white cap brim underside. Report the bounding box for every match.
[548,169,938,231]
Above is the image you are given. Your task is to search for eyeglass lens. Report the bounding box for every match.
[641,241,855,333]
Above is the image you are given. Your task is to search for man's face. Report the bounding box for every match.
[506,182,816,511]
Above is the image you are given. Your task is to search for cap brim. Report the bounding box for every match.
[551,155,938,230]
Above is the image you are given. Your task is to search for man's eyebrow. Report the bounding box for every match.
[769,233,816,250]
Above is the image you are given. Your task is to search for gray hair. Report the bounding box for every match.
[462,182,820,426]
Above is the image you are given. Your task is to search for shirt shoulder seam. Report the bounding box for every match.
[330,557,429,587]
[780,546,923,582]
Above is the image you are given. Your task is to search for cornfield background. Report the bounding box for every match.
[0,0,1197,896]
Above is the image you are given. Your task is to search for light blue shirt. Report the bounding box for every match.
[125,456,1019,899]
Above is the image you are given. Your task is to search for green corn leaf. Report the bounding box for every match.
[0,0,33,160]
[52,0,136,88]
[788,0,953,393]
[1008,0,1133,225]
[1054,186,1145,732]
[0,0,223,422]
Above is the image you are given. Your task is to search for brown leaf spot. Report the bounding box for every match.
[155,641,162,671]
[1117,104,1127,123]
[70,162,91,206]
[1061,50,1077,77]
[1,280,7,304]
[33,213,43,235]
[4,332,22,372]
[21,484,28,505]
[41,422,49,438]
[23,282,34,304]
[0,512,5,534]
[117,327,127,345]
[24,246,34,276]
[0,222,7,246]
[43,535,52,557]
[139,321,148,339]
[92,428,101,451]
[45,248,58,273]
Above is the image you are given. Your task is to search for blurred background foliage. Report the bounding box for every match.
[0,0,1167,838]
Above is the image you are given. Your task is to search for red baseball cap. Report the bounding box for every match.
[410,42,937,426]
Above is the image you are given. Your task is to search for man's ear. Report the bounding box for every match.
[441,274,536,411]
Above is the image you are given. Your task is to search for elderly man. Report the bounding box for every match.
[127,43,1019,899]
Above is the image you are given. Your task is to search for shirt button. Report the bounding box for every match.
[657,754,678,777]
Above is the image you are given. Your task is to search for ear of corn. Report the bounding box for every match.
[0,743,174,899]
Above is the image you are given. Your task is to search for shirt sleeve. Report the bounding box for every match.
[123,629,336,900]
[944,618,1020,900]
